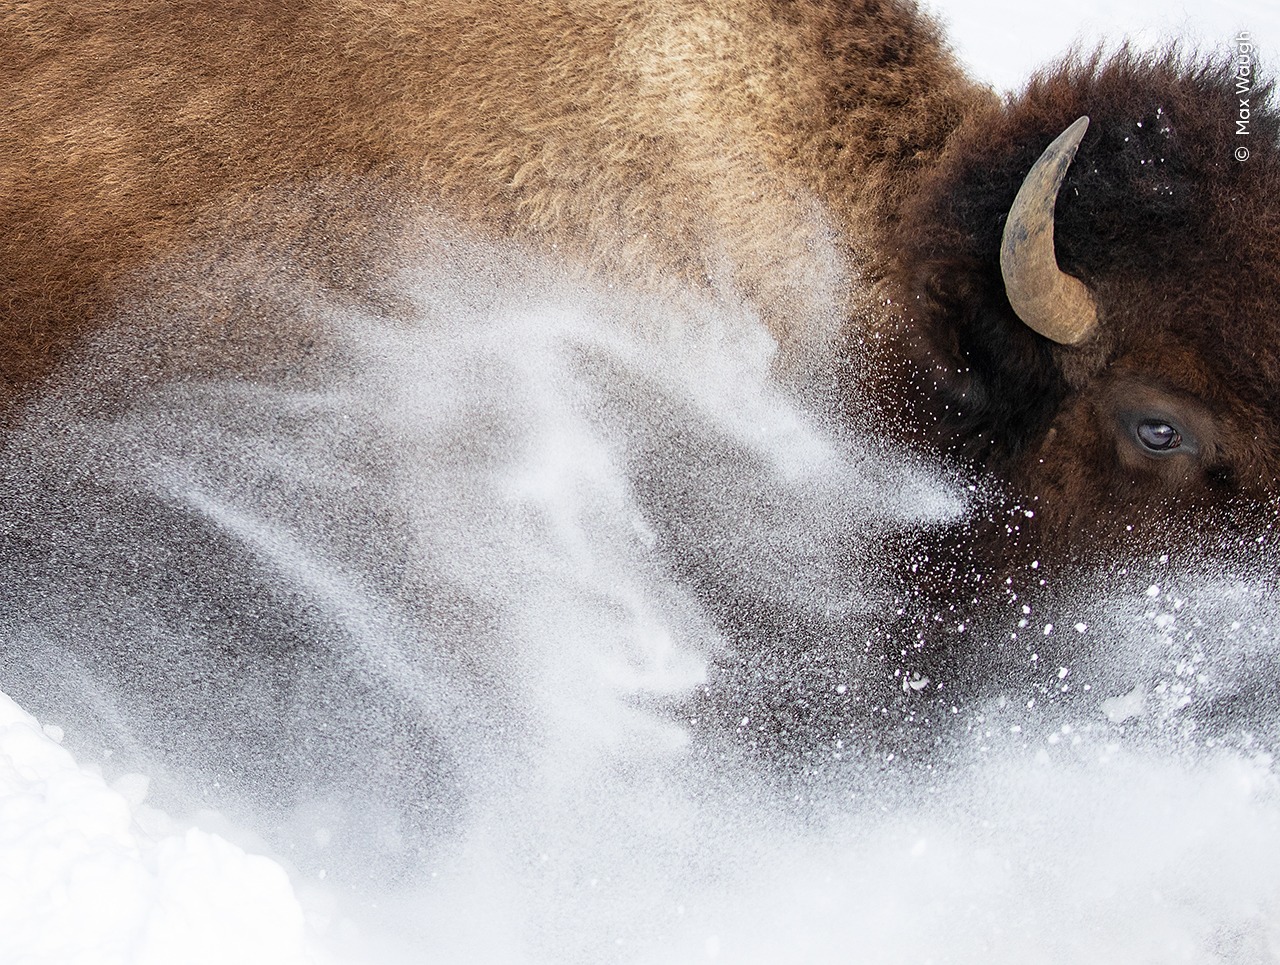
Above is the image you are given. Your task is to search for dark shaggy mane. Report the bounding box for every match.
[890,43,1280,475]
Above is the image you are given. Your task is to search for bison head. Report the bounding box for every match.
[883,49,1280,569]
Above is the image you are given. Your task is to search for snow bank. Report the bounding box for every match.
[0,692,313,965]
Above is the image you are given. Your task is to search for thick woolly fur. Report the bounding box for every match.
[3,1,1279,563]
[1,0,984,400]
[891,49,1280,561]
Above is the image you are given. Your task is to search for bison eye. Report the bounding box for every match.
[1136,420,1181,451]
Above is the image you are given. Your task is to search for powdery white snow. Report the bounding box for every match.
[3,3,1278,964]
[0,691,314,965]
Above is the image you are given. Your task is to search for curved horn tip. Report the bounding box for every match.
[1059,115,1091,152]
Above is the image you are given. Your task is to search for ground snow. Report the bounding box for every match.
[4,3,1280,964]
[0,692,312,965]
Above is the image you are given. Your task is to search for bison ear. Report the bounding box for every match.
[999,116,1099,346]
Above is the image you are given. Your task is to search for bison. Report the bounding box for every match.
[3,2,1277,567]
[2,0,1279,834]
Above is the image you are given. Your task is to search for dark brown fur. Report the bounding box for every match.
[886,50,1280,564]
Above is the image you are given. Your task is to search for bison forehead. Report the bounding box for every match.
[888,44,1280,502]
[1078,263,1280,430]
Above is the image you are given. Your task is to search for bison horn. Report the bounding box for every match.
[999,115,1098,345]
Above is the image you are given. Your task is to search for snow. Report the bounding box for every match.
[4,3,1280,964]
[0,692,313,965]
[927,0,1279,92]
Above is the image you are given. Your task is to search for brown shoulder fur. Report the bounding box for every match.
[0,0,984,416]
